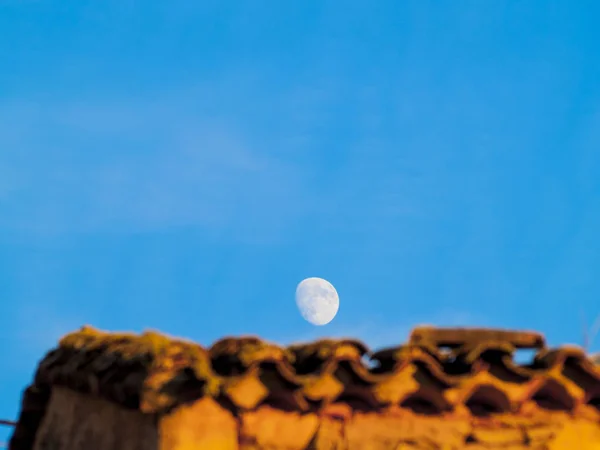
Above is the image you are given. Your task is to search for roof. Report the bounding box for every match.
[25,325,600,412]
[9,325,600,448]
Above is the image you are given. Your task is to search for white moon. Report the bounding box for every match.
[295,277,339,326]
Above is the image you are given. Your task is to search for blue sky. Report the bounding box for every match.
[1,0,600,433]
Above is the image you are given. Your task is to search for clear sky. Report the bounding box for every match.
[1,0,599,433]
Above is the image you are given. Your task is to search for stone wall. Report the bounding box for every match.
[159,397,600,450]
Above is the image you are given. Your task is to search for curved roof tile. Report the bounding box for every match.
[21,325,600,418]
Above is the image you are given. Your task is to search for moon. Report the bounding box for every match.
[295,277,339,326]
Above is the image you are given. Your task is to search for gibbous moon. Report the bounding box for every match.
[295,277,339,326]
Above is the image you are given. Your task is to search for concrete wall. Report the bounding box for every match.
[31,388,157,450]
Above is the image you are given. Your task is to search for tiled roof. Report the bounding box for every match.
[9,326,600,449]
[23,325,600,413]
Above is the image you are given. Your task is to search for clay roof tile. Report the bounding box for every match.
[19,325,600,418]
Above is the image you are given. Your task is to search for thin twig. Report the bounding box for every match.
[582,309,589,351]
[589,313,600,351]
[0,419,15,426]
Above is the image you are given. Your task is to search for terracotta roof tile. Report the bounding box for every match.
[408,326,546,349]
[10,325,600,446]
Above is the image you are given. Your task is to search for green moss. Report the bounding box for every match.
[58,326,220,395]
[289,339,368,364]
